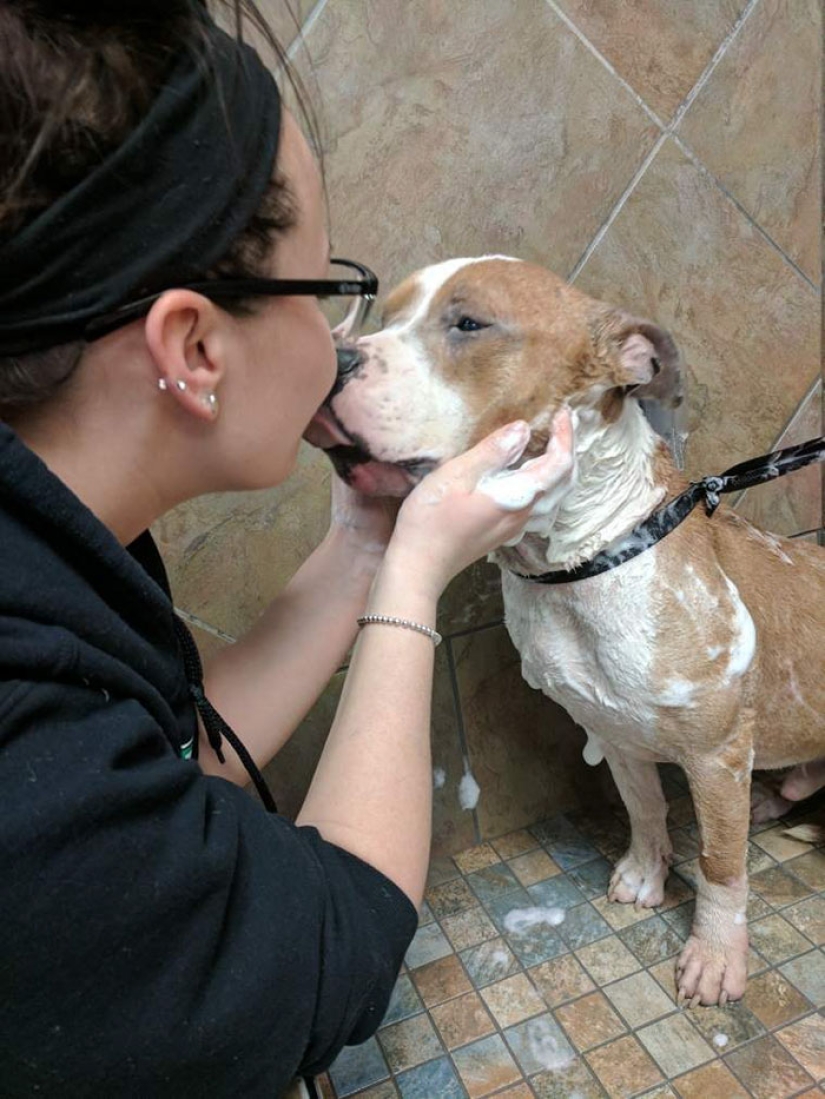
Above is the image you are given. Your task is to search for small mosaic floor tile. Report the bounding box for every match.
[568,856,614,899]
[748,913,813,964]
[452,1033,522,1098]
[745,967,814,1027]
[559,903,613,950]
[480,972,546,1028]
[381,974,424,1027]
[780,949,825,1006]
[376,1014,442,1074]
[426,856,460,888]
[724,1033,815,1099]
[660,902,693,941]
[602,970,674,1029]
[484,888,535,932]
[417,901,434,927]
[776,1013,825,1079]
[531,1057,607,1098]
[786,850,825,891]
[636,1012,714,1078]
[528,953,595,1007]
[687,999,765,1050]
[441,905,499,952]
[619,915,683,966]
[454,843,502,876]
[395,1056,464,1099]
[671,1059,749,1099]
[489,1086,534,1099]
[467,863,523,906]
[527,875,587,910]
[348,1082,398,1099]
[749,865,814,908]
[592,895,656,931]
[329,1037,390,1098]
[491,830,540,860]
[504,1011,576,1075]
[403,922,453,969]
[410,953,472,1007]
[668,828,700,865]
[752,826,818,863]
[786,895,825,945]
[508,848,561,887]
[555,990,627,1052]
[429,990,496,1050]
[505,920,568,968]
[586,1033,664,1098]
[425,876,478,919]
[575,935,642,986]
[460,936,521,988]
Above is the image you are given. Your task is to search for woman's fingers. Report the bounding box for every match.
[476,408,575,514]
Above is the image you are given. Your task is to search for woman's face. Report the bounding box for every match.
[223,109,337,489]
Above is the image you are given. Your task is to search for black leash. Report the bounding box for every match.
[513,435,825,586]
[172,615,278,813]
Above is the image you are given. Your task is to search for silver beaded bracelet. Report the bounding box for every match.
[357,613,442,647]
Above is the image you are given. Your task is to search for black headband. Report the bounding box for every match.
[0,19,281,356]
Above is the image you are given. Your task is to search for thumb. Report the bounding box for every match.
[451,421,531,485]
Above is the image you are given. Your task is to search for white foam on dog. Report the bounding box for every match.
[503,906,566,934]
[458,769,480,810]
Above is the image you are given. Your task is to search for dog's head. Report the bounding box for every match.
[305,256,682,495]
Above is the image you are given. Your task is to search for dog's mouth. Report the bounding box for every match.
[304,406,437,497]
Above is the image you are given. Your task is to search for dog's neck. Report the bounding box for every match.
[498,398,677,574]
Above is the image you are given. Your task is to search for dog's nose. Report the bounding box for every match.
[336,345,364,379]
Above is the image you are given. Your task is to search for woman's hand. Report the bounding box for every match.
[386,408,575,599]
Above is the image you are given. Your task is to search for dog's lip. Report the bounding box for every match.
[303,405,355,449]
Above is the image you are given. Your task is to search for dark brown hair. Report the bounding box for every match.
[0,0,318,417]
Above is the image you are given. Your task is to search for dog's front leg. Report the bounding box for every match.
[603,747,672,908]
[677,726,753,1007]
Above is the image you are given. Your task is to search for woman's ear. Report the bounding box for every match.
[143,290,228,421]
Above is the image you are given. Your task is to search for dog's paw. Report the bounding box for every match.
[676,929,748,1007]
[608,852,669,908]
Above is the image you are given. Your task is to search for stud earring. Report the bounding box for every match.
[175,380,187,392]
[157,378,168,391]
[203,392,219,417]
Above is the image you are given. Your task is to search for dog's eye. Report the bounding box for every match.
[454,316,488,333]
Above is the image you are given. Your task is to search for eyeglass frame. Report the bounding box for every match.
[82,257,379,342]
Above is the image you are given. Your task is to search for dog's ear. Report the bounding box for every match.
[589,307,683,408]
[612,315,683,408]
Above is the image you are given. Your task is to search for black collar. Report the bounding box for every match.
[511,435,825,586]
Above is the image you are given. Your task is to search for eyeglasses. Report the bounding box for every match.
[83,258,379,342]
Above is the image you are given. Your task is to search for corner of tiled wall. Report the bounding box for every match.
[159,0,822,857]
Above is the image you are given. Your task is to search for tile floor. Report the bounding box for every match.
[317,766,825,1098]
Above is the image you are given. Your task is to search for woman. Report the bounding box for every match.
[0,2,573,1095]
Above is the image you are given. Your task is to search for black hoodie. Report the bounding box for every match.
[0,423,416,1098]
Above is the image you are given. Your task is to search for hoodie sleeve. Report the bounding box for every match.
[0,680,417,1098]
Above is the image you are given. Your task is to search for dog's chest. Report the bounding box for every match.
[501,551,727,750]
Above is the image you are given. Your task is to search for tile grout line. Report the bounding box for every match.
[444,638,483,847]
[173,607,236,644]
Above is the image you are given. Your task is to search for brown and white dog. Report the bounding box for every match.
[306,256,825,1006]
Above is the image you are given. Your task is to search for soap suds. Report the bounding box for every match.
[432,766,446,790]
[459,768,480,810]
[503,906,566,934]
[713,1032,729,1049]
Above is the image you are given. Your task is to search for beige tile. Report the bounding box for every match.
[376,1013,442,1073]
[298,0,659,290]
[509,849,562,887]
[592,895,657,932]
[441,906,499,953]
[747,914,812,965]
[734,381,822,537]
[678,0,822,283]
[787,850,825,892]
[725,1033,815,1099]
[452,1033,522,1098]
[785,897,825,946]
[480,973,546,1029]
[555,0,746,120]
[636,1012,714,1078]
[425,877,478,920]
[528,954,596,1008]
[492,830,541,860]
[577,138,820,480]
[752,822,823,864]
[454,843,501,876]
[452,626,616,838]
[576,935,642,986]
[745,969,814,1030]
[555,990,628,1052]
[602,970,674,1029]
[586,1034,664,1098]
